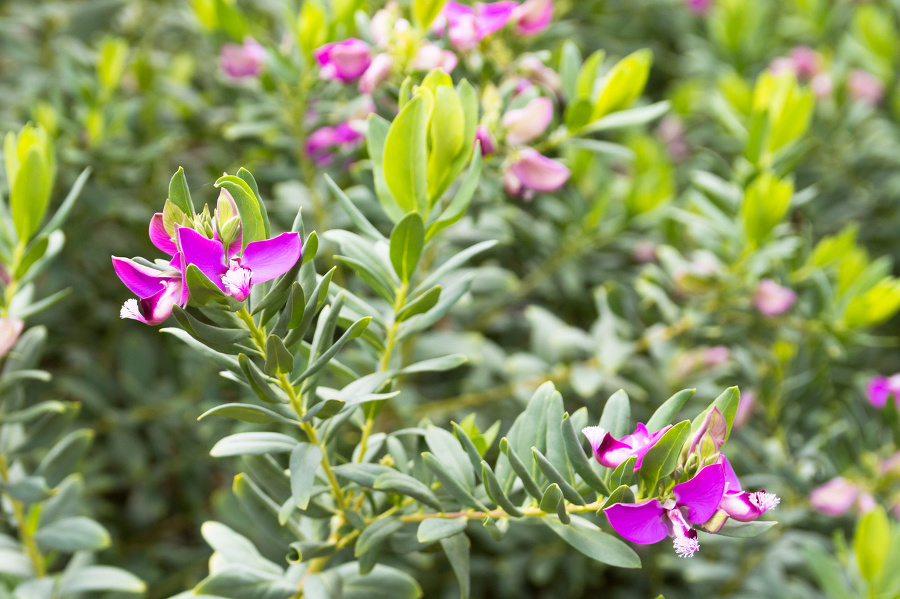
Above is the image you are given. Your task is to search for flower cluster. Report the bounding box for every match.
[112,185,302,325]
[584,407,779,557]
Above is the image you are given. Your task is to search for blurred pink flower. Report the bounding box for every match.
[513,0,553,35]
[412,44,458,73]
[703,345,731,367]
[810,477,860,516]
[790,46,820,79]
[632,240,658,264]
[502,96,554,146]
[519,56,562,92]
[733,390,756,429]
[866,374,900,409]
[315,39,372,82]
[880,451,900,476]
[753,279,797,316]
[475,126,497,155]
[441,1,517,50]
[220,37,266,79]
[657,115,689,162]
[685,0,712,14]
[0,318,24,359]
[505,148,570,198]
[848,69,884,106]
[305,122,364,166]
[811,73,833,98]
[359,53,392,94]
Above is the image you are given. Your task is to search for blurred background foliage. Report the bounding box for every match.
[3,0,900,596]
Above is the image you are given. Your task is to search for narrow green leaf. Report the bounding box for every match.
[417,518,467,543]
[856,506,890,584]
[422,452,488,511]
[374,471,443,511]
[390,212,425,282]
[439,533,470,599]
[599,389,630,438]
[264,335,294,376]
[639,420,691,491]
[646,389,695,433]
[215,175,265,249]
[481,461,524,517]
[610,456,637,489]
[34,517,110,553]
[357,518,404,557]
[414,0,448,28]
[199,403,298,426]
[210,432,298,457]
[168,166,194,216]
[716,519,777,538]
[533,447,586,506]
[384,95,429,215]
[499,438,543,500]
[600,484,635,509]
[290,443,324,510]
[543,515,641,568]
[561,414,609,495]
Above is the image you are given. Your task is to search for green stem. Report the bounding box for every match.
[0,454,45,576]
[397,500,607,523]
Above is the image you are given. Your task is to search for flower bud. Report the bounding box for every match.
[810,477,859,517]
[475,126,497,156]
[513,0,553,35]
[359,53,392,94]
[505,148,570,198]
[519,56,562,92]
[315,39,372,82]
[220,37,266,79]
[501,96,554,146]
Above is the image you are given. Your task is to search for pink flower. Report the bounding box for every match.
[441,1,517,50]
[475,126,497,156]
[501,96,554,146]
[504,148,570,198]
[703,345,730,367]
[582,423,673,470]
[315,39,372,82]
[753,279,797,316]
[880,451,900,476]
[733,390,756,429]
[359,53,392,94]
[412,44,458,73]
[220,37,266,79]
[848,69,884,106]
[513,0,553,35]
[790,46,821,79]
[716,456,780,523]
[0,318,24,359]
[519,56,561,92]
[632,240,657,264]
[305,122,365,166]
[810,477,862,517]
[811,73,833,98]
[866,374,900,409]
[657,115,689,162]
[685,0,712,14]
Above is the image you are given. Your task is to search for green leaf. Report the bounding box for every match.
[804,546,856,599]
[559,41,583,101]
[427,85,466,203]
[238,354,288,404]
[11,146,52,241]
[173,306,250,345]
[581,101,670,134]
[0,476,52,503]
[440,533,470,599]
[646,389,696,433]
[290,442,324,510]
[426,144,482,241]
[690,387,740,443]
[332,463,396,488]
[576,50,604,99]
[856,506,890,585]
[199,403,298,426]
[533,447,585,506]
[367,114,405,222]
[390,212,426,283]
[418,518,467,543]
[194,568,294,599]
[539,483,563,513]
[374,471,443,511]
[36,428,94,488]
[357,518,404,557]
[215,175,266,250]
[599,390,630,438]
[422,452,488,511]
[560,414,609,495]
[34,517,110,553]
[601,484,635,509]
[39,166,90,236]
[716,519,777,538]
[324,175,386,241]
[168,166,194,216]
[384,95,430,215]
[498,437,543,499]
[425,425,475,489]
[264,334,294,376]
[185,263,228,307]
[543,515,641,568]
[237,167,270,238]
[210,432,298,457]
[481,461,524,517]
[610,456,637,488]
[639,420,691,491]
[397,285,441,322]
[58,566,146,595]
[308,563,422,599]
[414,0,448,28]
[0,400,67,424]
[591,49,653,120]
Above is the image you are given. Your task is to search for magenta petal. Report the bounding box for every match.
[867,376,892,408]
[112,257,169,299]
[121,280,182,326]
[594,433,635,469]
[604,500,669,544]
[241,232,303,284]
[149,214,178,256]
[673,463,726,524]
[474,1,517,37]
[719,490,762,522]
[178,227,228,289]
[718,455,742,492]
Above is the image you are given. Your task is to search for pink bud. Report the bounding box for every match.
[506,148,570,198]
[848,69,884,106]
[502,96,554,146]
[513,0,553,35]
[810,477,859,517]
[0,318,24,359]
[519,56,561,92]
[703,345,730,367]
[685,0,712,14]
[790,46,820,79]
[315,39,372,82]
[359,53,392,94]
[733,390,756,429]
[811,73,833,98]
[866,374,900,409]
[753,279,797,317]
[333,121,364,146]
[475,126,497,156]
[220,37,267,79]
[412,44,458,73]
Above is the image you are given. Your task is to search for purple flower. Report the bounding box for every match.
[305,122,365,166]
[475,126,497,156]
[315,39,372,82]
[220,37,267,79]
[810,477,861,517]
[504,148,570,198]
[685,0,712,14]
[753,279,797,316]
[0,318,24,359]
[502,96,554,146]
[866,374,900,408]
[359,53,392,94]
[513,0,553,35]
[717,455,779,522]
[177,228,302,302]
[441,1,517,49]
[848,69,884,106]
[113,254,188,326]
[582,422,672,470]
[412,44,458,73]
[604,463,726,557]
